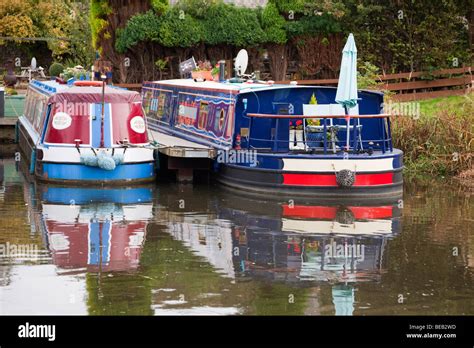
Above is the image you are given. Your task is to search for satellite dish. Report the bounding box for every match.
[30,57,37,70]
[234,49,248,77]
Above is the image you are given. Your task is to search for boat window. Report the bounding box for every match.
[44,104,91,145]
[34,99,45,132]
[26,92,37,124]
[143,90,154,116]
[177,96,198,126]
[157,93,166,119]
[111,102,148,144]
[219,108,225,131]
[213,107,227,133]
[198,101,209,129]
[24,94,32,121]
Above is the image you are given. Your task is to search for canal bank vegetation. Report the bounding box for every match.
[391,93,474,181]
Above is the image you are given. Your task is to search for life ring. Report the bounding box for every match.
[73,80,104,87]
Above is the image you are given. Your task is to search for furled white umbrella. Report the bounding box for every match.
[335,33,359,153]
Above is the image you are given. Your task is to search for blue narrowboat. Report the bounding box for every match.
[142,77,403,199]
[18,80,156,184]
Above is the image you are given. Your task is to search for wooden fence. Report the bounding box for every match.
[277,66,473,101]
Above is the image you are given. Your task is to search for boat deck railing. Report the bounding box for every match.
[245,113,393,154]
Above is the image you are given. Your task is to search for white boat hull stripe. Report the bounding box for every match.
[282,158,394,173]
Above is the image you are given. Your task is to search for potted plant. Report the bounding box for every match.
[303,93,325,148]
[211,64,220,81]
[192,60,213,81]
[288,120,305,150]
[61,66,89,83]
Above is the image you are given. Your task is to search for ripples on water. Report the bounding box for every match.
[0,158,472,315]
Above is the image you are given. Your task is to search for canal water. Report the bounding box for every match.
[0,158,473,315]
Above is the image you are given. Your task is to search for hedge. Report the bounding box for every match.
[115,0,341,52]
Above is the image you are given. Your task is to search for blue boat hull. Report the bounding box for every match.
[39,162,156,184]
[215,150,404,200]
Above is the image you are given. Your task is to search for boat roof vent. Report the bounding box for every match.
[31,80,57,94]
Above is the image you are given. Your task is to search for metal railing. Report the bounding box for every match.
[245,113,393,154]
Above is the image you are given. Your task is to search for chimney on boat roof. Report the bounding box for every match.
[219,60,226,82]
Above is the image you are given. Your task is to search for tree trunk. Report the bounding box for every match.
[97,0,151,83]
[267,44,288,81]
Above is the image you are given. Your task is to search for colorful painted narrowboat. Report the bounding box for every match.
[17,80,156,184]
[142,78,403,199]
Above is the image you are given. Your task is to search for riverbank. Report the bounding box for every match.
[391,93,473,182]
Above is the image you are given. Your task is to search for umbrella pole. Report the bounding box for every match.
[345,106,350,154]
[100,73,106,148]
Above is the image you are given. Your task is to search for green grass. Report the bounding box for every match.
[417,94,471,118]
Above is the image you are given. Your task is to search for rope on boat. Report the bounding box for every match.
[80,149,125,171]
[78,141,163,171]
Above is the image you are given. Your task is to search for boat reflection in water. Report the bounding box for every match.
[38,186,154,274]
[222,197,400,282]
[160,186,401,315]
[18,162,401,315]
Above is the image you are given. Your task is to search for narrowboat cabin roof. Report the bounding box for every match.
[29,80,141,103]
[145,79,385,97]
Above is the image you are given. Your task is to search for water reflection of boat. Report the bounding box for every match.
[157,186,401,284]
[36,185,154,273]
[223,193,400,283]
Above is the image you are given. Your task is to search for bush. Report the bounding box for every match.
[175,0,219,19]
[286,13,341,38]
[116,1,344,51]
[5,87,18,95]
[391,94,474,177]
[115,10,161,53]
[49,62,64,77]
[269,0,306,14]
[357,61,382,90]
[202,3,264,47]
[260,2,287,44]
[150,0,168,15]
[159,7,204,47]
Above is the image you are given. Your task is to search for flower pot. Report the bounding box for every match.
[306,131,324,148]
[192,70,213,81]
[289,129,305,150]
[295,129,305,150]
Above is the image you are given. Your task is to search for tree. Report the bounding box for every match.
[0,0,94,66]
[342,0,471,72]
